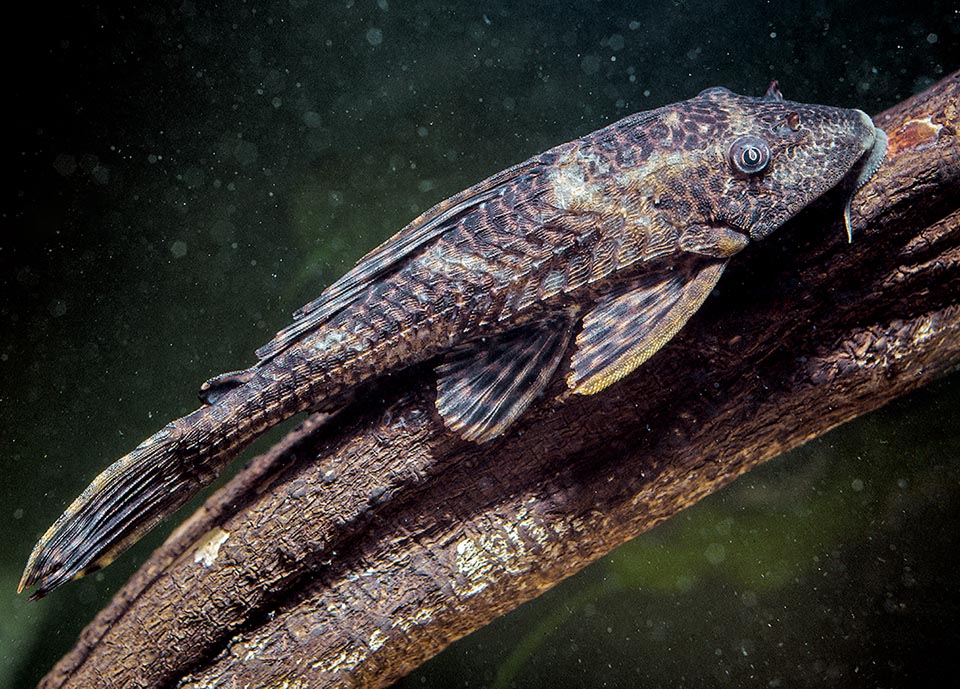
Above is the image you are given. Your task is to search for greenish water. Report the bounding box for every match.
[1,1,957,687]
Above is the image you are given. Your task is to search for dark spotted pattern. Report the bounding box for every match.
[21,86,884,597]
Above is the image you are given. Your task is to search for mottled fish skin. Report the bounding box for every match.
[21,85,884,597]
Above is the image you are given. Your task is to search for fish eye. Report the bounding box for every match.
[728,136,771,175]
[785,111,802,131]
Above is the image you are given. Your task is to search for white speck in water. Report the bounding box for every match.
[851,478,865,492]
[13,508,23,520]
[927,33,938,44]
[417,125,429,137]
[770,31,777,39]
[170,240,188,258]
[607,34,625,51]
[49,300,67,317]
[366,28,383,46]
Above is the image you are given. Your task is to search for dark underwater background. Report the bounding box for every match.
[1,1,957,686]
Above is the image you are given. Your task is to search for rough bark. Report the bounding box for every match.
[40,72,960,689]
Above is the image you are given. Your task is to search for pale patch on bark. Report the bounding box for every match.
[315,646,368,675]
[368,629,388,653]
[390,607,436,634]
[453,502,569,598]
[193,527,230,567]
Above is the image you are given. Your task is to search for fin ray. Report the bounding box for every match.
[436,315,576,443]
[568,260,727,395]
[256,159,541,362]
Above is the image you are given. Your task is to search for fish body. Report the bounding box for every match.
[21,84,886,597]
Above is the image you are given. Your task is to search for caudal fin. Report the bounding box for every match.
[20,418,215,599]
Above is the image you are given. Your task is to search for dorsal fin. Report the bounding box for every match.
[255,158,541,362]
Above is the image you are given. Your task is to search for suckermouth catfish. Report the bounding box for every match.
[20,82,886,598]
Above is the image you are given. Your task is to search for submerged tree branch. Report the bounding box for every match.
[40,72,959,689]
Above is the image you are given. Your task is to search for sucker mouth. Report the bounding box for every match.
[843,120,888,242]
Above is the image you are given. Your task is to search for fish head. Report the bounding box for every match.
[692,86,885,241]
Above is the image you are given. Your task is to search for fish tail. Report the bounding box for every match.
[19,381,284,599]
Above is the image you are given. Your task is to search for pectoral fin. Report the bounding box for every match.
[436,315,577,443]
[568,260,727,395]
